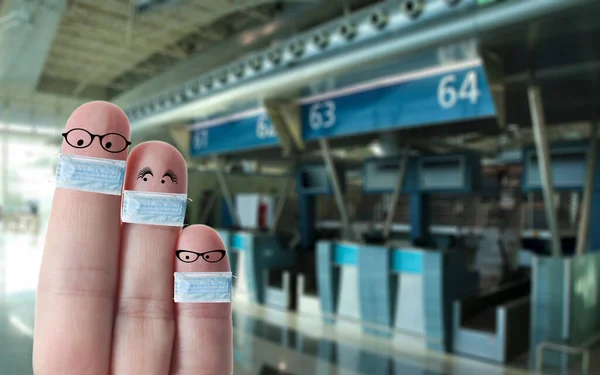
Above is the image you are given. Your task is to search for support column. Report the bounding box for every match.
[270,172,294,235]
[213,156,241,227]
[318,138,355,241]
[1,101,8,209]
[589,192,600,251]
[528,86,562,256]
[299,194,316,249]
[410,193,430,243]
[576,122,598,255]
[383,148,409,240]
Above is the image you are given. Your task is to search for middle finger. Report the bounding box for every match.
[111,141,187,374]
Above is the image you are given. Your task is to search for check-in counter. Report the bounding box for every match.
[316,240,479,352]
[296,253,321,316]
[531,251,600,371]
[452,280,531,362]
[229,231,297,309]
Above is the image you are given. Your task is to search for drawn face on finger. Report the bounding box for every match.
[60,101,131,160]
[124,142,187,194]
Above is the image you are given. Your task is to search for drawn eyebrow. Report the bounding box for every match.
[162,169,178,184]
[137,166,153,179]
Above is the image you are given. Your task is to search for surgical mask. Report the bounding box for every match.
[174,272,233,303]
[55,153,126,196]
[121,190,187,227]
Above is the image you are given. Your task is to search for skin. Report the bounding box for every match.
[172,225,233,375]
[33,102,232,375]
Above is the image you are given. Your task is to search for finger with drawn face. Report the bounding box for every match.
[170,225,233,375]
[34,101,131,375]
[111,141,187,375]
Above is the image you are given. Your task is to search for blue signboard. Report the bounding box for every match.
[190,110,280,156]
[300,61,496,141]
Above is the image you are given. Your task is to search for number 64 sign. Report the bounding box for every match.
[437,70,481,109]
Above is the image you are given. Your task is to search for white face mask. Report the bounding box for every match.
[121,190,188,227]
[55,153,126,196]
[174,272,233,303]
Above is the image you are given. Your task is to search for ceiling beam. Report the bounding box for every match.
[0,0,68,91]
[67,3,192,37]
[56,24,186,59]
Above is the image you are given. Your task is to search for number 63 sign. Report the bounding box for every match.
[308,100,336,130]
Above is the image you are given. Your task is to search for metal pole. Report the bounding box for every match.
[576,122,598,255]
[383,147,409,240]
[199,187,219,224]
[270,173,294,236]
[318,139,354,241]
[1,101,9,209]
[528,86,562,256]
[212,155,241,227]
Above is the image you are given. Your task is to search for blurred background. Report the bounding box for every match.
[1,0,600,374]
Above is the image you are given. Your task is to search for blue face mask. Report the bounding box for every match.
[55,153,126,196]
[174,272,232,303]
[121,190,187,227]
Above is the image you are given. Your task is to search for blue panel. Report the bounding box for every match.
[232,234,245,251]
[522,146,588,191]
[190,111,279,156]
[391,250,423,274]
[296,163,346,196]
[530,256,568,368]
[301,64,495,141]
[358,245,395,336]
[333,243,358,265]
[362,156,419,194]
[423,251,479,353]
[317,241,340,324]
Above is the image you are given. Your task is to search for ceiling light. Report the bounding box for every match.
[203,77,214,89]
[369,140,384,157]
[217,71,228,84]
[338,22,356,41]
[289,41,305,57]
[249,56,263,71]
[312,32,329,49]
[185,82,199,98]
[268,49,282,65]
[402,0,424,19]
[232,64,245,78]
[369,10,388,29]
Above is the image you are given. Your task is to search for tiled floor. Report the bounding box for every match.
[0,228,598,375]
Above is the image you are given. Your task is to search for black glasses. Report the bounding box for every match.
[176,249,226,264]
[62,128,131,153]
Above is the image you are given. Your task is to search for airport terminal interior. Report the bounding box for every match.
[2,0,600,374]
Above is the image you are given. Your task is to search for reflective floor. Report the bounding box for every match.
[1,228,599,375]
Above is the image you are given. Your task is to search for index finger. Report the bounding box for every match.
[33,101,130,375]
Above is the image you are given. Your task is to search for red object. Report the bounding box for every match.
[258,200,267,230]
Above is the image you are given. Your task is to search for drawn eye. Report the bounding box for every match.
[63,128,92,148]
[201,250,226,263]
[101,133,130,153]
[176,250,200,263]
[162,169,178,184]
[137,167,153,182]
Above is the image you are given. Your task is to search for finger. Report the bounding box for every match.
[111,141,187,375]
[170,225,233,375]
[33,101,130,375]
